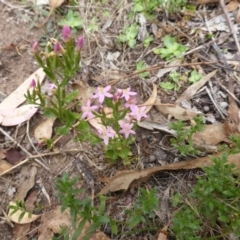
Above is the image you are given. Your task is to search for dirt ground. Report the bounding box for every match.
[1,0,240,240]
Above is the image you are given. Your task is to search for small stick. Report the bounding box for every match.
[0,127,51,172]
[220,0,240,55]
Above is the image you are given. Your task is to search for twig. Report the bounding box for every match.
[205,86,226,119]
[0,127,51,172]
[219,0,240,55]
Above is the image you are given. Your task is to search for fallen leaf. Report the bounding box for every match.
[6,148,25,165]
[226,1,239,12]
[154,98,201,121]
[38,206,106,240]
[0,149,6,159]
[0,104,38,126]
[13,223,30,240]
[99,153,240,194]
[142,83,157,113]
[176,70,217,104]
[8,201,41,224]
[0,68,45,111]
[12,191,38,240]
[34,118,56,144]
[72,81,94,105]
[192,123,232,152]
[15,166,38,201]
[157,223,170,240]
[42,0,65,25]
[0,160,13,174]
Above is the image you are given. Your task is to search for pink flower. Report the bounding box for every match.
[130,105,148,121]
[125,97,137,108]
[48,83,57,94]
[92,86,113,103]
[98,126,116,145]
[30,79,36,88]
[117,87,137,101]
[119,122,135,139]
[62,25,72,42]
[76,36,84,51]
[81,100,98,119]
[54,42,61,54]
[32,41,38,53]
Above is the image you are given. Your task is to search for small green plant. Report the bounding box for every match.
[159,71,183,91]
[125,188,158,229]
[136,61,149,78]
[170,115,205,155]
[86,16,99,33]
[159,0,187,12]
[188,70,203,83]
[55,173,117,240]
[58,9,83,31]
[117,23,139,48]
[153,35,188,60]
[132,0,160,19]
[171,154,240,239]
[143,34,154,47]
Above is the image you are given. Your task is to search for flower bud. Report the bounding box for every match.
[54,42,61,54]
[76,36,84,51]
[32,41,38,53]
[30,79,36,88]
[62,25,72,42]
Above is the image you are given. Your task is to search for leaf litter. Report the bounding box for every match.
[2,0,240,239]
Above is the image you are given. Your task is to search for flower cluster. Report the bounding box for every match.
[81,86,147,146]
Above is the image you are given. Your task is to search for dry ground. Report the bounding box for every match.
[0,0,240,239]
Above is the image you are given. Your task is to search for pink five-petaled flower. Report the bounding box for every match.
[54,42,61,54]
[76,36,84,51]
[98,126,116,145]
[130,105,148,121]
[62,25,72,42]
[48,83,57,94]
[81,100,98,119]
[119,122,135,139]
[92,86,113,103]
[117,87,137,101]
[125,97,137,108]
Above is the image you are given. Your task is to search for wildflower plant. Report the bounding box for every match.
[25,25,83,136]
[77,86,147,165]
[26,25,147,164]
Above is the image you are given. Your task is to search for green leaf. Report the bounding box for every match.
[56,126,71,135]
[44,108,58,118]
[159,82,175,90]
[128,39,136,48]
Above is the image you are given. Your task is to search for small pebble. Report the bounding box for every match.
[129,187,136,195]
[203,105,210,112]
[149,155,156,162]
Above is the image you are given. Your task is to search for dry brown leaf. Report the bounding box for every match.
[142,83,157,113]
[226,0,239,12]
[176,70,217,104]
[38,206,106,240]
[154,98,200,121]
[0,68,45,111]
[8,201,41,224]
[42,0,65,25]
[6,148,25,165]
[72,81,94,105]
[0,160,13,174]
[157,223,170,240]
[192,123,232,150]
[0,149,6,159]
[34,118,56,144]
[15,166,37,201]
[99,153,240,194]
[13,223,30,240]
